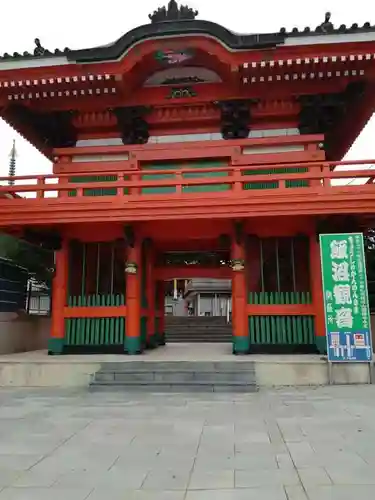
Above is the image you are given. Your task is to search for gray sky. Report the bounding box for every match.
[0,0,374,177]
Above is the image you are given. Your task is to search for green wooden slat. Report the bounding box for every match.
[296,316,303,344]
[308,316,315,343]
[71,315,77,346]
[86,295,91,344]
[271,316,277,344]
[91,295,98,345]
[114,316,119,345]
[302,316,308,344]
[265,315,271,345]
[101,316,106,346]
[275,317,280,344]
[65,319,71,345]
[115,294,120,344]
[120,317,125,345]
[69,175,117,197]
[250,315,315,346]
[249,317,255,344]
[259,316,266,344]
[104,317,110,345]
[284,317,289,345]
[292,316,299,345]
[255,316,260,343]
[76,295,82,345]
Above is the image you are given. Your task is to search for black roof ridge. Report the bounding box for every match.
[0,19,374,63]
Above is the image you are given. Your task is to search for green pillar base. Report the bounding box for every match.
[124,337,143,355]
[48,338,65,355]
[233,336,251,355]
[146,334,159,350]
[140,317,147,350]
[315,336,327,354]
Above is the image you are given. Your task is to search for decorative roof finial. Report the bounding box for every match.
[8,139,17,186]
[148,0,198,23]
[34,38,47,57]
[319,12,334,33]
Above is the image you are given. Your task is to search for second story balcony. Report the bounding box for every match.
[1,134,375,227]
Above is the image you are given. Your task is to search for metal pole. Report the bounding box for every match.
[328,362,333,385]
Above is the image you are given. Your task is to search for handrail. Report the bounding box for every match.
[1,158,374,184]
[0,159,374,199]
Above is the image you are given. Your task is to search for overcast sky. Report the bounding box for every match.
[0,0,374,177]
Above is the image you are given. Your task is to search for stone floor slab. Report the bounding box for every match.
[0,387,375,498]
[141,469,191,490]
[0,487,93,500]
[235,468,300,488]
[188,469,235,489]
[306,485,375,500]
[185,487,287,499]
[87,490,185,500]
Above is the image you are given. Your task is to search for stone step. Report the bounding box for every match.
[165,327,231,331]
[166,332,232,336]
[96,361,256,372]
[89,382,258,393]
[90,358,258,392]
[167,338,232,343]
[94,371,256,384]
[167,339,231,343]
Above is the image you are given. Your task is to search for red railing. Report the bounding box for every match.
[0,159,374,199]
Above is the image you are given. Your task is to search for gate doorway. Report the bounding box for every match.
[155,250,233,344]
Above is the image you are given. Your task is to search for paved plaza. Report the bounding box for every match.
[0,387,375,499]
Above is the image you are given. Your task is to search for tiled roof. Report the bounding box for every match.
[0,13,374,63]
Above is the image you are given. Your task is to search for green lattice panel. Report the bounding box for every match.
[248,315,315,345]
[248,291,312,305]
[141,160,229,194]
[68,175,129,197]
[242,167,309,190]
[65,293,125,347]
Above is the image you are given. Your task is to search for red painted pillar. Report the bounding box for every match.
[232,239,249,354]
[157,281,166,345]
[48,238,68,355]
[125,243,142,354]
[310,232,327,354]
[146,247,157,348]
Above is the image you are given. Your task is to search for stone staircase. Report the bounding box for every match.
[89,361,257,392]
[165,316,232,343]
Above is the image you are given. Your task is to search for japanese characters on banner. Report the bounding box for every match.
[320,233,373,362]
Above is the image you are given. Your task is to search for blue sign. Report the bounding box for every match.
[327,330,372,362]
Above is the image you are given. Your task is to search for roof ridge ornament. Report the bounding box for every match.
[34,38,48,56]
[319,12,334,33]
[148,0,198,23]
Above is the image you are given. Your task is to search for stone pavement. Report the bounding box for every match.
[0,387,375,499]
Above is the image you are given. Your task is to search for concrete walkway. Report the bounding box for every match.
[0,345,324,363]
[0,387,375,499]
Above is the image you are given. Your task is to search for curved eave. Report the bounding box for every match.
[67,20,286,63]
